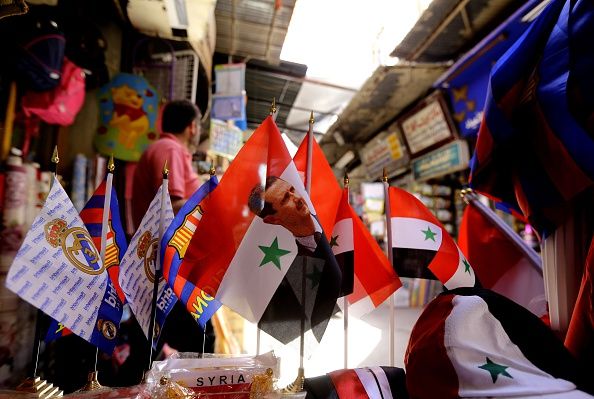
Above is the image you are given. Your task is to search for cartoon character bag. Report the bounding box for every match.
[94,73,159,162]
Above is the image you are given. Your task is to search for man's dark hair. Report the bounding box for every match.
[247,176,280,218]
[161,100,201,134]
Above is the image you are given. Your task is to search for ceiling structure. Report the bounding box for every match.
[127,0,539,170]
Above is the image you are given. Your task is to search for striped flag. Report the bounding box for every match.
[304,367,408,399]
[46,177,128,342]
[177,116,342,344]
[332,188,401,316]
[119,184,174,342]
[161,175,220,329]
[389,186,476,290]
[469,0,594,238]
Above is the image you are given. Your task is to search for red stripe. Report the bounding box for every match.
[79,208,104,224]
[405,293,458,398]
[329,369,369,398]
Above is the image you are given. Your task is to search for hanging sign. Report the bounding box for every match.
[359,125,409,179]
[411,140,469,181]
[399,92,456,157]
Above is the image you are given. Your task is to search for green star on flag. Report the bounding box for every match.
[422,226,437,242]
[478,357,513,383]
[258,238,291,270]
[463,259,472,275]
[329,235,339,248]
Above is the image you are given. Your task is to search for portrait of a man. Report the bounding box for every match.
[248,176,321,254]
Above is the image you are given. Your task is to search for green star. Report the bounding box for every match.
[478,357,513,383]
[306,266,322,288]
[421,226,437,242]
[329,235,339,248]
[258,238,291,270]
[463,259,472,274]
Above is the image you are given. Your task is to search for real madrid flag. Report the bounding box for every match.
[119,185,174,343]
[5,176,123,354]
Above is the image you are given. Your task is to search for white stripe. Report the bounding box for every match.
[355,368,384,398]
[442,247,475,289]
[217,217,297,322]
[391,217,442,251]
[369,367,393,398]
[332,218,354,255]
[447,295,577,397]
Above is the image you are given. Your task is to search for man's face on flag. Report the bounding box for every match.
[260,177,315,237]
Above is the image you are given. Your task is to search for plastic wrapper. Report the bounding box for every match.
[145,351,280,399]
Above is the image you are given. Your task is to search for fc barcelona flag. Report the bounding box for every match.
[161,175,220,329]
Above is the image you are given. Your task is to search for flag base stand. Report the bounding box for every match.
[77,371,104,392]
[16,376,63,398]
[281,367,305,394]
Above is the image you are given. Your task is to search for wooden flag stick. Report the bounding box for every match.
[383,168,395,367]
[343,172,350,369]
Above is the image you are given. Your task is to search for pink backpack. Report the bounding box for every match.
[21,57,86,126]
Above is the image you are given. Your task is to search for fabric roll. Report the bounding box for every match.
[71,154,88,211]
[23,162,40,230]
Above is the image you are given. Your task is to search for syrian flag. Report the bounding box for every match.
[388,186,476,290]
[293,136,342,238]
[161,175,220,329]
[332,188,401,316]
[178,116,342,344]
[46,178,128,342]
[6,176,122,354]
[119,183,174,343]
[458,203,546,317]
[304,367,408,399]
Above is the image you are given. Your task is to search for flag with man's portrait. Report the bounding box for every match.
[177,116,343,344]
[6,176,122,354]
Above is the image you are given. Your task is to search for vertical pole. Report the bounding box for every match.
[383,168,395,367]
[147,161,169,371]
[343,173,350,369]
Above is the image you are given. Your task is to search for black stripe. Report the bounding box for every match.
[379,366,409,399]
[304,375,339,399]
[392,247,438,280]
[367,368,385,399]
[334,250,354,296]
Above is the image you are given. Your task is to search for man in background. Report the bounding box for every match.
[132,99,201,229]
[122,100,213,385]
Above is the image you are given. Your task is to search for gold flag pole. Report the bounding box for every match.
[282,111,315,394]
[382,168,395,367]
[257,99,279,357]
[79,155,115,392]
[17,146,63,398]
[343,172,350,369]
[145,160,170,376]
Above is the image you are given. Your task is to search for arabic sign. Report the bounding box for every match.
[359,126,409,178]
[411,140,469,181]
